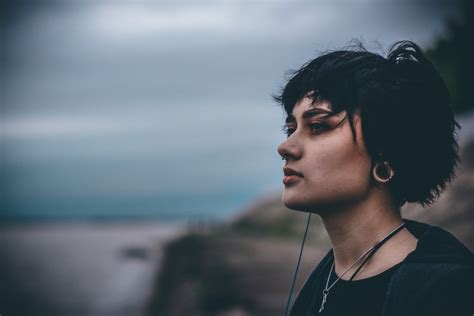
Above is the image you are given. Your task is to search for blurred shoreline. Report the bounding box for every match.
[0,221,187,316]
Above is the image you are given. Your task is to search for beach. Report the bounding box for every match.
[0,221,186,316]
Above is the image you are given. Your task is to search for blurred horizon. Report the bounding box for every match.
[2,0,472,222]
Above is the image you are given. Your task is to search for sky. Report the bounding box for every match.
[1,0,466,221]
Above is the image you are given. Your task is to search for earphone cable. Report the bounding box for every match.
[284,212,312,316]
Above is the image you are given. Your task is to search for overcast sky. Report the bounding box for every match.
[1,0,466,220]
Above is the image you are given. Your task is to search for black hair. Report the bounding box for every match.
[274,41,461,208]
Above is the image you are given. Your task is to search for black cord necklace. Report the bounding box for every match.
[318,221,406,314]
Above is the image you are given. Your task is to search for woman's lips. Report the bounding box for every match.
[283,167,303,185]
[283,175,302,185]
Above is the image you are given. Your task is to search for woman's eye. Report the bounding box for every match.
[309,123,327,133]
[282,125,296,137]
[282,123,327,137]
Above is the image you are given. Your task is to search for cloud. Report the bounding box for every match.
[91,4,233,37]
[2,0,464,218]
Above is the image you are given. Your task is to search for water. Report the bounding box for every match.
[0,222,186,316]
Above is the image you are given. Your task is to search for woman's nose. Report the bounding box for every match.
[277,138,302,161]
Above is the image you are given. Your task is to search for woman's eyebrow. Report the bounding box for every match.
[285,108,333,123]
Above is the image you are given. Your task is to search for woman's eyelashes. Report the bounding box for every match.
[282,122,328,137]
[309,122,328,133]
[281,125,296,137]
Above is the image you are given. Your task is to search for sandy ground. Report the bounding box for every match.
[0,221,187,316]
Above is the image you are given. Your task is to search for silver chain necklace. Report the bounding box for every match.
[318,221,406,314]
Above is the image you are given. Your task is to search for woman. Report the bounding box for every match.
[274,41,473,316]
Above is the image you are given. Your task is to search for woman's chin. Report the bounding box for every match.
[282,192,332,214]
[282,194,312,212]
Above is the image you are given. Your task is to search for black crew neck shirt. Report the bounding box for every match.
[312,261,403,316]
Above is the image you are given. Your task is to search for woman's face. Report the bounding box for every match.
[277,96,373,213]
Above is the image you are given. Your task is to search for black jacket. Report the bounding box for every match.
[290,218,473,316]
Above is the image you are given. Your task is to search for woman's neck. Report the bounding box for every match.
[319,195,417,280]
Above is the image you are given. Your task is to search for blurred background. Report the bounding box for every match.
[1,0,472,315]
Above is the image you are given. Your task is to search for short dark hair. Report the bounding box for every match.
[274,41,461,208]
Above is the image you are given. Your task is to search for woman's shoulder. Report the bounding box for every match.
[394,218,472,292]
[401,218,472,265]
[384,219,473,316]
[385,260,472,315]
